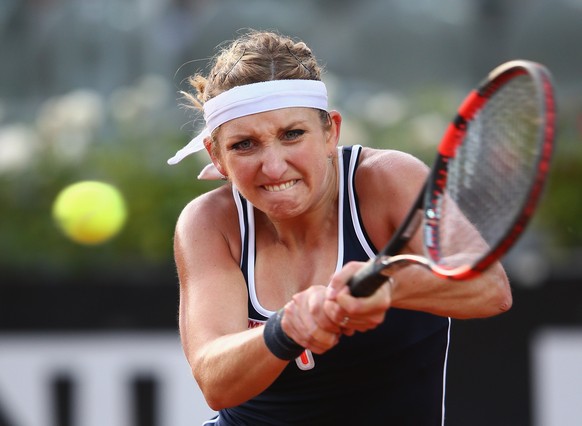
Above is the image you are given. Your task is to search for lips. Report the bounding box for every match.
[263,180,298,192]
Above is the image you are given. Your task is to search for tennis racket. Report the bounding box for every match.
[349,59,556,297]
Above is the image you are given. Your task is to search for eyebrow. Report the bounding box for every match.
[222,118,310,142]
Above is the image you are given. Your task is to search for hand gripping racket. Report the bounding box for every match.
[349,60,556,297]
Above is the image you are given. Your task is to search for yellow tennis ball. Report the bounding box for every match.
[52,181,127,245]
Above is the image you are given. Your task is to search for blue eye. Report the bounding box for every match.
[284,129,305,140]
[231,140,253,151]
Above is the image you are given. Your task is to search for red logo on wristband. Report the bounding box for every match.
[296,350,315,370]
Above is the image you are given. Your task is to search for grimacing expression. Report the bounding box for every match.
[214,107,340,219]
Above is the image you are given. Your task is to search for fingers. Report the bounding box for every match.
[325,262,393,334]
[279,268,393,354]
[281,287,341,355]
[326,261,364,300]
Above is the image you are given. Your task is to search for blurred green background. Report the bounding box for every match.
[1,0,580,286]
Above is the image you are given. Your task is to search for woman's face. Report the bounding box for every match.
[212,107,341,219]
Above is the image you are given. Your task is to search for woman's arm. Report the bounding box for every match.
[387,262,511,319]
[176,188,342,410]
[176,189,287,410]
[339,148,512,320]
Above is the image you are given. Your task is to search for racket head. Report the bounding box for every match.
[423,60,556,280]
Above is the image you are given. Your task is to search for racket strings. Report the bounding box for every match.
[436,74,542,268]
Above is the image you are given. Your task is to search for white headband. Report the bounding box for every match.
[167,79,328,169]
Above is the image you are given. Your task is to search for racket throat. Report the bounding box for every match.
[378,254,430,272]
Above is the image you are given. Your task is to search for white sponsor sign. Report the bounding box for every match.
[532,328,582,426]
[0,332,215,426]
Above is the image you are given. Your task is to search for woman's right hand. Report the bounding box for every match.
[324,261,392,336]
[280,285,343,355]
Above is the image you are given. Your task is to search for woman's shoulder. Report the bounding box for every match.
[174,183,243,265]
[357,146,428,173]
[355,146,429,188]
[176,184,238,235]
[351,147,429,249]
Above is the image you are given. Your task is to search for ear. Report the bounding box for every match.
[204,137,228,177]
[326,110,342,151]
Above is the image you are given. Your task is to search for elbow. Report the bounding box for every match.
[205,394,227,412]
[496,288,513,315]
[194,367,242,412]
[483,276,513,317]
[203,388,244,412]
[196,375,227,411]
[496,271,513,314]
[480,263,513,317]
[189,350,229,410]
[193,367,228,411]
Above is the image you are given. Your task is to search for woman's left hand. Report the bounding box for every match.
[324,261,392,336]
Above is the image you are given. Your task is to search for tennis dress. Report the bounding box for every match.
[204,145,451,426]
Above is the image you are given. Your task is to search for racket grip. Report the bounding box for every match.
[347,263,390,298]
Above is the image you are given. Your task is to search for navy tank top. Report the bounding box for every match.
[207,145,451,426]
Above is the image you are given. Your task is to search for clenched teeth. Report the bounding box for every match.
[264,180,297,192]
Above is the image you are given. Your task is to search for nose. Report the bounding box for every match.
[260,145,288,180]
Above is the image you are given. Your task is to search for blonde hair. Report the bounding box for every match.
[182,30,324,111]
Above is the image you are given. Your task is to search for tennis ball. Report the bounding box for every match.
[52,181,127,245]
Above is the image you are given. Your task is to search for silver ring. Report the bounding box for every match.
[340,316,350,327]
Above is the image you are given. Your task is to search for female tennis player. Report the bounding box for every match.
[169,30,512,425]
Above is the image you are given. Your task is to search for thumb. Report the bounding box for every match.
[326,261,366,300]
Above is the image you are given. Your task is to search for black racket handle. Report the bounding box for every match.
[347,262,390,298]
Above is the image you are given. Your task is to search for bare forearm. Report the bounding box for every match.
[188,326,287,410]
[389,263,512,319]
